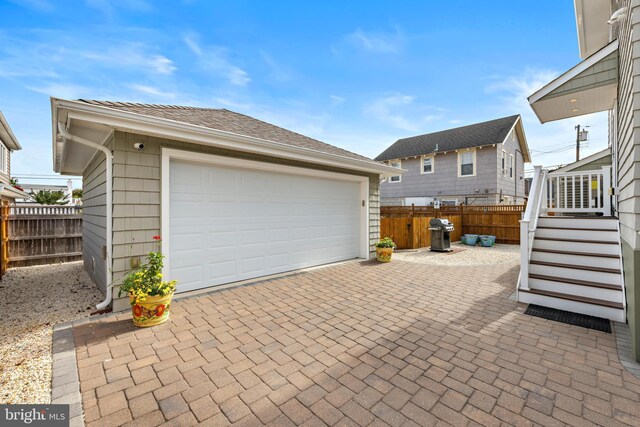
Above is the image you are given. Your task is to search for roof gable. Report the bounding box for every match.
[78,100,371,163]
[375,115,524,161]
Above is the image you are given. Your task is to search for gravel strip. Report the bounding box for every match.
[0,262,102,404]
[393,242,520,266]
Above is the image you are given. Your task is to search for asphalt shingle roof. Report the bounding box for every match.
[375,115,521,161]
[78,100,375,163]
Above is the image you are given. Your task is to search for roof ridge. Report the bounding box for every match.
[396,114,520,142]
[218,109,371,160]
[78,99,224,112]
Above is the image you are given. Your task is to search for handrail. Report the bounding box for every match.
[519,166,545,291]
[530,169,548,233]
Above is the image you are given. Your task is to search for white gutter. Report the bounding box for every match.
[57,122,113,310]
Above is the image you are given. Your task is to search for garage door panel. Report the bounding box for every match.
[169,159,361,293]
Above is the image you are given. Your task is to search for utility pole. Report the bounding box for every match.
[575,124,589,161]
[575,124,581,162]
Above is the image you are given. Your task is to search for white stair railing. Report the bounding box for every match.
[520,166,547,291]
[544,166,612,216]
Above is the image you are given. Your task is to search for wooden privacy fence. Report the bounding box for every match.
[380,205,524,249]
[7,204,83,267]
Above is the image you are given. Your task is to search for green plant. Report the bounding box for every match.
[29,190,69,205]
[118,235,177,304]
[375,237,397,249]
[72,188,83,200]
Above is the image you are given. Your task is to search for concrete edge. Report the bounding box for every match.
[51,321,85,427]
[613,322,640,379]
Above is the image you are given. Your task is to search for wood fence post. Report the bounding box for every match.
[409,204,415,249]
[1,202,9,275]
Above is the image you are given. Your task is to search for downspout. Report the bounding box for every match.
[57,122,113,309]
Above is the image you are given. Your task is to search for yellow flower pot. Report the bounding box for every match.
[376,247,394,262]
[129,292,174,327]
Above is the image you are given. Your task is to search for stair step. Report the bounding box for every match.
[535,237,618,245]
[532,239,619,255]
[531,248,619,259]
[537,226,617,232]
[519,288,623,309]
[529,260,620,274]
[529,273,622,290]
[539,216,617,219]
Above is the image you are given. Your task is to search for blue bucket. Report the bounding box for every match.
[464,234,478,245]
[479,235,494,247]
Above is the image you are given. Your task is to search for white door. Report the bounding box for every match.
[169,159,362,292]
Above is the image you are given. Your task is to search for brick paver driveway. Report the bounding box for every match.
[72,259,640,426]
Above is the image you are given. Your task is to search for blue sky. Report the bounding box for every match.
[0,0,608,186]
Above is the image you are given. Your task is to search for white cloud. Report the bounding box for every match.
[364,93,442,132]
[26,83,93,99]
[345,28,404,54]
[330,95,345,107]
[84,47,176,75]
[129,84,176,98]
[486,68,609,171]
[85,0,151,18]
[183,34,250,86]
[260,51,291,82]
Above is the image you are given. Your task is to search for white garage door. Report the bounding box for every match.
[169,159,362,292]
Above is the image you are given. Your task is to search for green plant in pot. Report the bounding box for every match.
[118,235,177,327]
[375,237,397,262]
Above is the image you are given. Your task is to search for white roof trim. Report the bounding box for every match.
[497,116,531,163]
[52,98,399,176]
[550,147,611,174]
[0,112,22,150]
[528,39,618,105]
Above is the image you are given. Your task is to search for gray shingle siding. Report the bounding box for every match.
[81,137,112,294]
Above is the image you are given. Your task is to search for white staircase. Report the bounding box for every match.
[518,166,626,323]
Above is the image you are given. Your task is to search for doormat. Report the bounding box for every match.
[524,304,611,333]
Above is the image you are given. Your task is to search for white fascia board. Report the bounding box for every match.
[53,98,399,176]
[498,116,531,163]
[528,39,618,104]
[0,112,22,151]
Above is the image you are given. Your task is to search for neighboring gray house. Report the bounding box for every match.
[51,99,398,311]
[0,112,29,203]
[375,115,531,206]
[525,0,640,362]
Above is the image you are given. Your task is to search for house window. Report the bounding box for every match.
[458,150,475,177]
[422,156,434,174]
[509,154,514,179]
[501,150,506,176]
[389,160,401,183]
[0,144,7,174]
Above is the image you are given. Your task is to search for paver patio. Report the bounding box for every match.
[67,258,640,426]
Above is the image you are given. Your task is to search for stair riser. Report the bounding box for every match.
[527,278,623,303]
[532,239,619,255]
[535,228,618,241]
[530,251,620,270]
[537,217,618,229]
[518,291,625,322]
[529,264,620,285]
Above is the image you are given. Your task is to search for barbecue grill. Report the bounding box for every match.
[429,218,454,252]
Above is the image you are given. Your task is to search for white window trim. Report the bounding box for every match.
[421,155,435,174]
[389,160,402,183]
[457,149,476,178]
[509,154,514,179]
[0,143,7,174]
[501,149,506,176]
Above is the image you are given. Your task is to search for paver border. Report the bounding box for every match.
[614,321,640,379]
[52,321,86,427]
